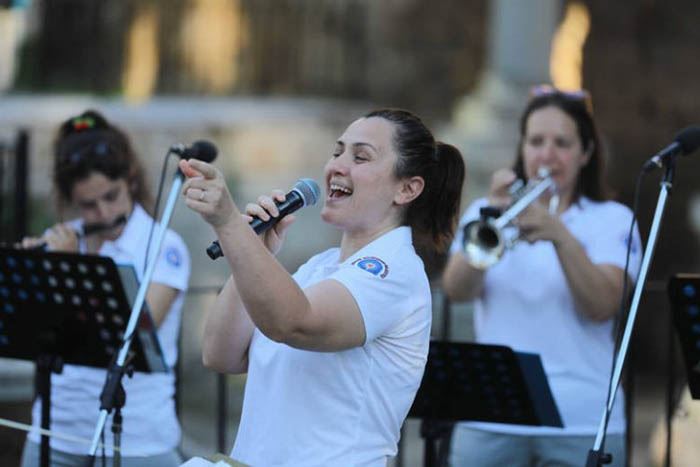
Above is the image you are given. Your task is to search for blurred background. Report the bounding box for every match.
[1,0,699,465]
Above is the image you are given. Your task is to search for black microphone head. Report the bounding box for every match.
[293,178,321,207]
[189,140,218,162]
[675,126,700,155]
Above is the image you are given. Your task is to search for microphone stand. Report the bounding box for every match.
[586,159,676,466]
[87,167,185,464]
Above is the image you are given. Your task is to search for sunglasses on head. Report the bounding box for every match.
[529,84,594,114]
[60,141,115,166]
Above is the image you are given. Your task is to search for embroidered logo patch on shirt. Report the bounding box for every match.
[165,246,182,267]
[352,256,389,278]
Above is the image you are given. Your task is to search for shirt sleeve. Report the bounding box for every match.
[151,230,191,292]
[586,203,643,282]
[291,250,331,285]
[328,255,429,343]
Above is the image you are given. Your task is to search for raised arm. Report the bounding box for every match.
[442,169,515,303]
[553,233,626,322]
[180,159,366,359]
[517,202,628,322]
[441,253,486,302]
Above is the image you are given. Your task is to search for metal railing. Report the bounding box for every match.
[0,129,29,243]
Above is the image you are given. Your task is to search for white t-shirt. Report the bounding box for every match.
[29,203,191,455]
[450,196,642,435]
[231,226,431,467]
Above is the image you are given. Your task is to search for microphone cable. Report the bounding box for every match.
[597,165,646,464]
[120,148,174,354]
[143,149,176,278]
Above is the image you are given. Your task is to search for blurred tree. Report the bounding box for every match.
[235,0,487,120]
[122,2,160,102]
[586,0,700,292]
[18,0,129,92]
[13,0,487,120]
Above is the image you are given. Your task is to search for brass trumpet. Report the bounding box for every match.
[462,168,558,270]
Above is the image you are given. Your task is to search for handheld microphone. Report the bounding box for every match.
[206,178,321,260]
[171,140,218,163]
[642,126,700,172]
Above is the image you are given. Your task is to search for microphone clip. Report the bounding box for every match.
[170,140,218,163]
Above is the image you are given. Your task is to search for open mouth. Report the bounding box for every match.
[329,183,353,199]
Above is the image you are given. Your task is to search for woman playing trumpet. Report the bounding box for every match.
[442,86,643,466]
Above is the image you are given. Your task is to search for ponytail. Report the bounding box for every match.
[365,109,466,257]
[407,142,465,254]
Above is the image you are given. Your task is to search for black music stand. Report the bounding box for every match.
[408,341,562,467]
[668,274,700,399]
[0,248,165,467]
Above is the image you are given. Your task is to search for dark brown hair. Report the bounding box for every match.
[513,90,611,201]
[53,109,152,214]
[365,108,466,254]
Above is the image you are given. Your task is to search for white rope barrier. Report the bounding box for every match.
[0,416,119,452]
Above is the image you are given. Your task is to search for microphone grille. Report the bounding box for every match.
[191,140,218,163]
[675,126,700,155]
[294,178,321,206]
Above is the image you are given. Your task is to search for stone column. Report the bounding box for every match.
[445,0,562,199]
[0,5,28,93]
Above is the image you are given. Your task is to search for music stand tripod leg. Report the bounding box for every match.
[37,348,64,467]
[420,419,452,467]
[95,358,132,467]
[112,410,123,467]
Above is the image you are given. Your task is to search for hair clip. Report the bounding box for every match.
[71,116,97,132]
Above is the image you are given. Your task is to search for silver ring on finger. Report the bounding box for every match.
[199,190,206,201]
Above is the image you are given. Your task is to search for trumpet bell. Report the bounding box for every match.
[463,219,505,270]
[460,168,556,270]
